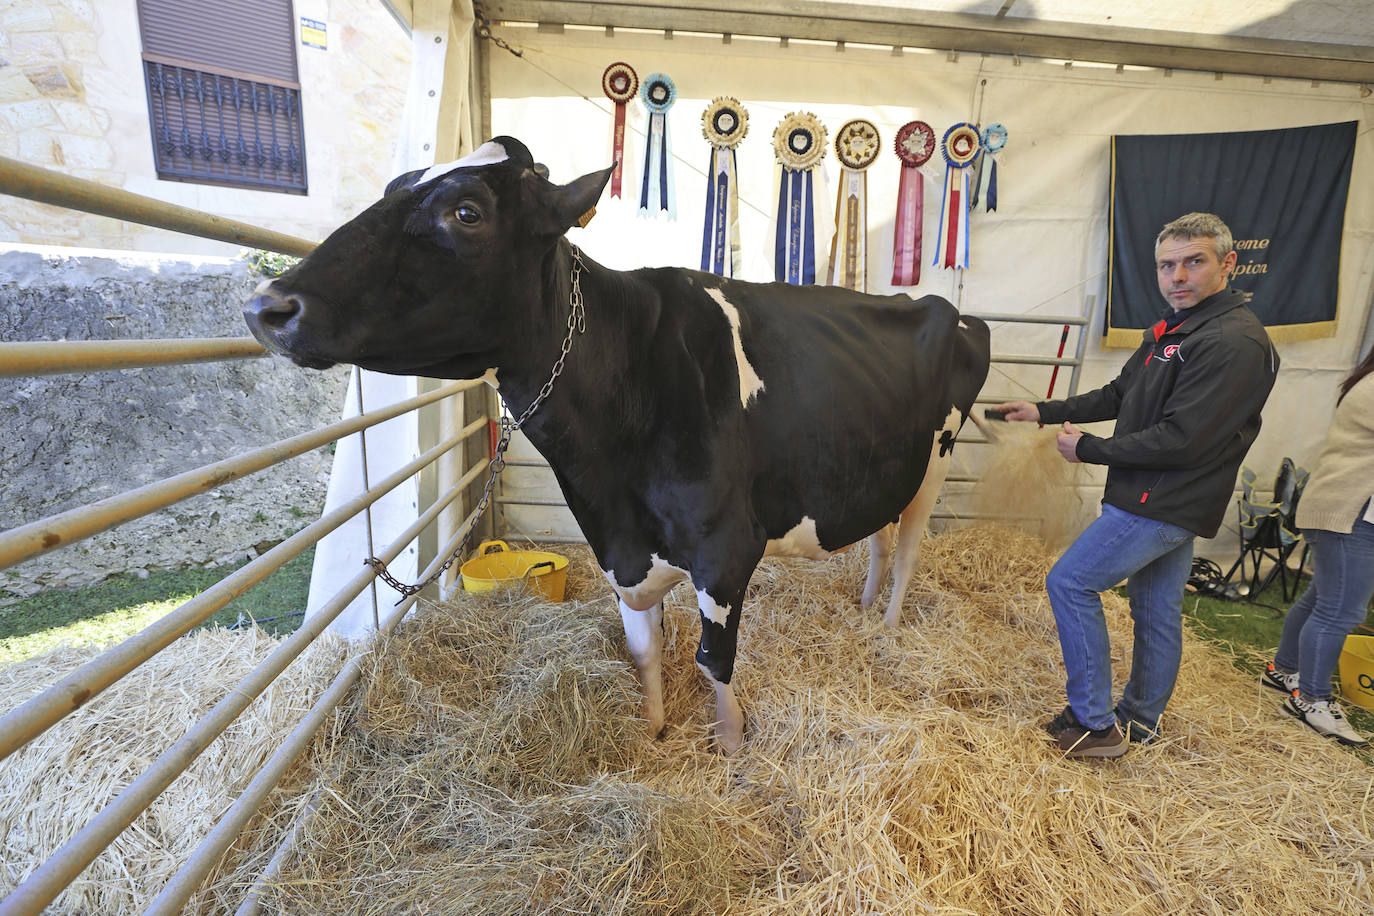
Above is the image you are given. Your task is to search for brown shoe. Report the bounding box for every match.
[1057,720,1129,758]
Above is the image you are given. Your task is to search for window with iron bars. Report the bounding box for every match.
[144,60,307,193]
[137,0,306,194]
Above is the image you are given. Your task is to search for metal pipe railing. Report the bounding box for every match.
[0,418,485,766]
[0,429,487,916]
[146,467,487,916]
[0,156,316,257]
[0,380,478,572]
[0,338,267,378]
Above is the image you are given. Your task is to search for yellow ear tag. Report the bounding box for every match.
[577,207,596,228]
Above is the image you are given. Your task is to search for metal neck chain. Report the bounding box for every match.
[365,245,587,602]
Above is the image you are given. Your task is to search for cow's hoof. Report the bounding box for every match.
[715,721,744,755]
[882,609,901,629]
[644,706,665,739]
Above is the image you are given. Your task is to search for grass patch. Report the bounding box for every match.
[1177,574,1374,738]
[0,549,313,667]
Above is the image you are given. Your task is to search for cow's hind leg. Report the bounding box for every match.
[862,523,894,607]
[884,412,963,627]
[619,599,666,737]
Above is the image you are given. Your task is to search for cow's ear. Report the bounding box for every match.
[385,168,425,195]
[550,164,615,231]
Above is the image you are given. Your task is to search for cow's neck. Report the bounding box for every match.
[494,238,657,465]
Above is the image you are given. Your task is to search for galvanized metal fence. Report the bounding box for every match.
[0,155,494,915]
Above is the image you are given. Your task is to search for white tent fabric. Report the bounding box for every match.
[483,24,1373,559]
[305,0,482,639]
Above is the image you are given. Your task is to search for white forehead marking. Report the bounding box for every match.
[703,287,765,408]
[479,367,500,389]
[416,140,510,185]
[697,588,731,627]
[958,320,969,329]
[764,516,832,560]
[604,554,688,608]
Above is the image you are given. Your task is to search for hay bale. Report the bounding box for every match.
[0,627,344,915]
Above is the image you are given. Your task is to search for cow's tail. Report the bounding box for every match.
[951,315,992,431]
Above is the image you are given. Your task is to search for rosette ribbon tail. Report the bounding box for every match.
[828,171,867,292]
[987,158,998,212]
[775,168,816,285]
[891,165,923,286]
[970,152,985,210]
[701,148,737,276]
[934,166,971,270]
[639,112,676,217]
[639,112,662,214]
[610,102,627,198]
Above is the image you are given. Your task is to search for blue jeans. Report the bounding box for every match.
[1046,503,1195,731]
[1274,512,1374,700]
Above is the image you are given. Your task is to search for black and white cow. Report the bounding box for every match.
[245,136,990,752]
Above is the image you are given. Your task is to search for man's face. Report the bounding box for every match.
[1155,235,1237,311]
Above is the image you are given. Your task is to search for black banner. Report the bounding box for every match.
[1107,121,1356,347]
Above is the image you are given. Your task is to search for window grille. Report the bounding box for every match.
[144,60,307,193]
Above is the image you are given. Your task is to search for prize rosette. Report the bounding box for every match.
[702,96,748,149]
[933,122,983,271]
[973,122,1007,212]
[828,119,880,292]
[638,73,678,218]
[601,62,638,198]
[772,112,827,285]
[700,97,749,277]
[772,111,827,171]
[891,120,935,286]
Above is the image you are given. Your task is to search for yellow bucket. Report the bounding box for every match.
[460,540,569,602]
[1338,634,1374,712]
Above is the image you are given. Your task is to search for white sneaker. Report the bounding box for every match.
[1260,662,1298,694]
[1282,693,1370,748]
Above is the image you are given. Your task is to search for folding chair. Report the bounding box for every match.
[1223,460,1310,602]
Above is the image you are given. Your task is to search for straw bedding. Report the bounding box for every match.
[0,627,345,915]
[254,526,1373,916]
[3,505,1370,913]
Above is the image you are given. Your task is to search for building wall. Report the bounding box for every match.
[0,0,411,254]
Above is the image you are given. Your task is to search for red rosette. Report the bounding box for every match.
[894,120,935,168]
[601,62,639,103]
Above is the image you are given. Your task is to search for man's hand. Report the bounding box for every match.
[1056,422,1083,463]
[991,400,1040,422]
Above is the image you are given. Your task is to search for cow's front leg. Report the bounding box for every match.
[862,523,894,607]
[694,585,748,755]
[618,599,666,738]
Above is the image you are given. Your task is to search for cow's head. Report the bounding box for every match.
[244,136,613,378]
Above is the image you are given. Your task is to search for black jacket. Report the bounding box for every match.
[1037,288,1278,537]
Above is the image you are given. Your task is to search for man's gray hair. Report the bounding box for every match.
[1156,212,1234,261]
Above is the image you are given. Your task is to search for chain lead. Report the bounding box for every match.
[365,245,587,602]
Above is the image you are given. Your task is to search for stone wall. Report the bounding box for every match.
[0,247,350,600]
[0,0,411,254]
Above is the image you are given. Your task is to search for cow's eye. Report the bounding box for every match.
[455,205,481,224]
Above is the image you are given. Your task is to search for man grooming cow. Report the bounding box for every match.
[995,212,1278,759]
[245,136,990,753]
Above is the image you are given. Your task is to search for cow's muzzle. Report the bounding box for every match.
[243,291,337,369]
